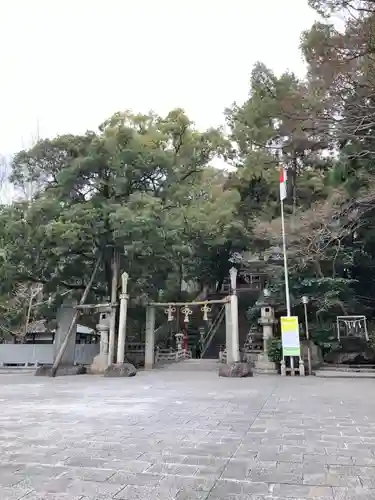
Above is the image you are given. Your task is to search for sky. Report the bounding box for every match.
[0,0,318,156]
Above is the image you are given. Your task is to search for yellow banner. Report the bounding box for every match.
[280,316,300,357]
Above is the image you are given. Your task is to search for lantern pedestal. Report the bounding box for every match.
[254,293,278,374]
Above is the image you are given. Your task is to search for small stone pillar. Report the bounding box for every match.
[116,272,129,364]
[254,290,278,374]
[230,294,240,362]
[145,306,155,369]
[175,332,183,360]
[225,301,233,363]
[199,327,205,346]
[90,308,111,374]
[219,345,225,363]
[299,357,305,376]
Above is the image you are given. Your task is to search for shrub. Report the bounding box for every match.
[267,337,283,363]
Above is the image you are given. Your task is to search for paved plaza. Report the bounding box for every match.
[1,360,375,500]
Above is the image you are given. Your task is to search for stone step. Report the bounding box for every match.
[321,364,375,371]
[161,359,218,372]
[0,368,36,375]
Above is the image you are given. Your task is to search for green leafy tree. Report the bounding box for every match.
[1,109,246,330]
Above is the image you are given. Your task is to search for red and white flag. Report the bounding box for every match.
[280,166,287,201]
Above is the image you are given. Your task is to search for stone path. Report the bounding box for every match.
[1,360,375,499]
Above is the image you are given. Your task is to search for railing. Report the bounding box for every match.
[155,347,176,363]
[126,342,145,354]
[124,342,146,364]
[155,346,192,363]
[201,305,225,358]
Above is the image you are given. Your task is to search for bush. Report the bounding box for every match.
[267,338,283,363]
[368,332,375,350]
[311,326,338,357]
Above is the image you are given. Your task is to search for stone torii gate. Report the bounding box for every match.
[144,296,239,369]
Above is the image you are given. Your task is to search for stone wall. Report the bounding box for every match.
[0,344,99,367]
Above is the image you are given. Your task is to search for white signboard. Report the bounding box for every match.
[281,316,300,357]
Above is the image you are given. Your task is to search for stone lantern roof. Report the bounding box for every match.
[255,289,275,308]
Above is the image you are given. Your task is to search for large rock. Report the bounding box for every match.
[325,337,375,365]
[301,340,324,369]
[104,363,137,377]
[219,362,253,378]
[124,355,144,369]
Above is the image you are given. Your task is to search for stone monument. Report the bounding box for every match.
[35,300,85,376]
[54,300,77,367]
[254,289,278,374]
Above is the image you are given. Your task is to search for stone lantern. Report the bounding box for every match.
[98,312,110,354]
[175,332,184,352]
[90,308,111,374]
[254,289,278,374]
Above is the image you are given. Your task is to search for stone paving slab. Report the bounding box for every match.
[1,369,375,499]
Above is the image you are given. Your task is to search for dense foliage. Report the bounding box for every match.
[2,0,375,341]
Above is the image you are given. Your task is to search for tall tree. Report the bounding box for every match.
[4,109,245,314]
[226,62,330,222]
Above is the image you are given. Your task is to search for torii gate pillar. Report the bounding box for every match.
[145,306,156,369]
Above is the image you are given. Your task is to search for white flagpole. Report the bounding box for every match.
[280,198,291,317]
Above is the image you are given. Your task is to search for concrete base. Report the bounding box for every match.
[89,353,109,374]
[104,363,137,377]
[253,354,278,374]
[219,362,253,378]
[35,365,86,377]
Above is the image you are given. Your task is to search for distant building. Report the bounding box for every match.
[0,319,98,345]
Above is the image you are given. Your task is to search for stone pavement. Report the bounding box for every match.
[1,359,375,499]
